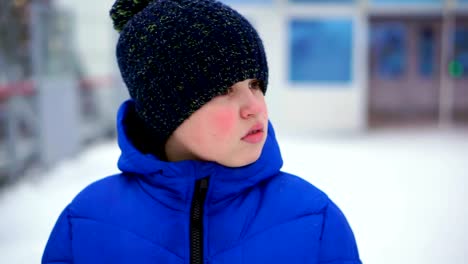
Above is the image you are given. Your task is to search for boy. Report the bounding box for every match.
[42,0,361,263]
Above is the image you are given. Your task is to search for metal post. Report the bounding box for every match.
[5,94,19,179]
[438,0,456,128]
[30,3,82,167]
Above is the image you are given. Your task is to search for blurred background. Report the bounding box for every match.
[0,0,467,263]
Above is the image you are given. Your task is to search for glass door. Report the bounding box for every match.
[368,16,442,127]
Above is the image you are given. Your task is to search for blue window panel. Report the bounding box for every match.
[419,27,435,77]
[453,27,468,77]
[370,23,407,79]
[220,0,272,4]
[371,0,441,4]
[289,19,353,83]
[289,0,354,3]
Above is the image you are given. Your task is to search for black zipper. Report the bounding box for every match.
[190,177,209,264]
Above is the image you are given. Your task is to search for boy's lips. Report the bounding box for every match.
[242,122,265,143]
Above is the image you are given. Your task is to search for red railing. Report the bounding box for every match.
[0,80,35,100]
[0,75,114,101]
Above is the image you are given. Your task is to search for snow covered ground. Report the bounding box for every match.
[0,127,467,263]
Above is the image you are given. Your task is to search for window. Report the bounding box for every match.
[452,27,468,78]
[289,19,353,83]
[419,27,435,77]
[371,0,441,4]
[370,23,407,79]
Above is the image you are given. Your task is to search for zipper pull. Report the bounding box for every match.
[200,178,209,191]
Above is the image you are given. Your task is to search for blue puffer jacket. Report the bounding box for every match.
[42,100,361,264]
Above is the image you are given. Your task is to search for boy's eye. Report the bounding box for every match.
[249,79,264,91]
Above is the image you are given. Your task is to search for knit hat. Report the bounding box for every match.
[110,0,269,150]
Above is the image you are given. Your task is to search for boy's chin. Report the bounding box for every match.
[219,152,262,168]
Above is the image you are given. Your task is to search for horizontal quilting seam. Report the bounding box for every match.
[319,259,362,264]
[210,212,324,259]
[71,216,183,260]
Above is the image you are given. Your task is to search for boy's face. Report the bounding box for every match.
[165,79,268,167]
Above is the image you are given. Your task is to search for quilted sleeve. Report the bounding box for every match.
[42,205,73,263]
[318,200,362,264]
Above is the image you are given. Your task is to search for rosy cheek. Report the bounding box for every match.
[211,109,236,137]
[261,103,268,119]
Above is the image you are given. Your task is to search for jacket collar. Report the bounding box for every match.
[116,100,283,210]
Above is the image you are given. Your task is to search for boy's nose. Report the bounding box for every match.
[239,88,264,119]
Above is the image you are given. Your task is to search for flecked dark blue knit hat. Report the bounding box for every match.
[110,0,268,149]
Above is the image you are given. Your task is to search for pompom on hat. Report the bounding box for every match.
[110,0,268,152]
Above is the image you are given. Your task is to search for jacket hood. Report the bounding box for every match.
[116,100,283,210]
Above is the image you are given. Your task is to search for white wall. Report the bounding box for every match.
[56,0,117,77]
[235,4,368,136]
